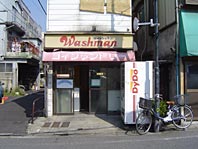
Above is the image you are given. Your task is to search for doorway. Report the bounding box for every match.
[53,64,74,114]
[79,66,89,112]
[79,64,121,114]
[53,63,121,115]
[89,67,107,113]
[55,88,73,114]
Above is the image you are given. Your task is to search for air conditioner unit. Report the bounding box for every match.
[184,0,198,5]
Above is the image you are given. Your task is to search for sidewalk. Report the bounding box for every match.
[3,90,197,136]
[27,113,129,136]
[27,112,198,136]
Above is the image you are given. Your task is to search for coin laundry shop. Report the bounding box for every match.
[43,33,134,116]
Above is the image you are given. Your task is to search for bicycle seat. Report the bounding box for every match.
[166,101,175,105]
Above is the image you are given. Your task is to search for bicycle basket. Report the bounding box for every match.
[139,97,153,109]
[173,94,188,105]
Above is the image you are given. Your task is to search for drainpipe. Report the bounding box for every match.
[175,0,180,96]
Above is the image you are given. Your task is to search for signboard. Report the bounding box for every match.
[185,0,198,5]
[42,51,135,62]
[56,74,70,78]
[44,34,133,49]
[80,0,131,16]
[91,79,101,87]
[56,79,73,88]
[121,61,154,124]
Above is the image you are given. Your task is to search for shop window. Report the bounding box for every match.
[187,64,198,89]
[0,64,4,72]
[6,63,12,72]
[0,63,12,72]
[90,68,107,88]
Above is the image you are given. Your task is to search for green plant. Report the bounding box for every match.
[152,100,168,117]
[158,100,168,117]
[4,86,26,96]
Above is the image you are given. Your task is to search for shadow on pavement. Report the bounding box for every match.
[12,91,44,118]
[95,114,137,135]
[0,90,44,135]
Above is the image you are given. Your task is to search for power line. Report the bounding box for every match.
[38,0,47,15]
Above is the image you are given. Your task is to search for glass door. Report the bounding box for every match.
[55,88,73,114]
[54,79,74,114]
[89,67,107,114]
[54,64,74,114]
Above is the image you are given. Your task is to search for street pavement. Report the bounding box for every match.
[0,90,44,136]
[27,113,128,136]
[0,90,198,136]
[27,112,198,136]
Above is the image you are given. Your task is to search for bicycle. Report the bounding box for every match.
[136,94,193,135]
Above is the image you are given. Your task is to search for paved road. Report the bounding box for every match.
[0,129,198,149]
[0,91,44,135]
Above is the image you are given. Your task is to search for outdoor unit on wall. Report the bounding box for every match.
[184,0,198,5]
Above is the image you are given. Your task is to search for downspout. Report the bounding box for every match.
[175,0,180,96]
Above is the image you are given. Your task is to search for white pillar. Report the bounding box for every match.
[45,62,53,117]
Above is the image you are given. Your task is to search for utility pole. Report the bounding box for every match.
[154,0,160,132]
[175,0,180,96]
[132,0,160,132]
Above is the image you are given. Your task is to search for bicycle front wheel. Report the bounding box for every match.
[172,105,193,129]
[136,110,152,135]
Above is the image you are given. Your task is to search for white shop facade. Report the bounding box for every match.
[43,32,135,116]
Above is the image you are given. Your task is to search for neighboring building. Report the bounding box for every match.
[0,0,42,92]
[43,0,135,116]
[133,0,198,119]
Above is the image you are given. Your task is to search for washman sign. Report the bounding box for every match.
[44,34,133,49]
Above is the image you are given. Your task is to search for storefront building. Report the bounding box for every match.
[44,0,134,116]
[0,0,42,92]
[180,9,198,119]
[43,33,134,116]
[132,0,198,120]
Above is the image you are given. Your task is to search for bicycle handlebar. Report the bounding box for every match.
[154,94,163,100]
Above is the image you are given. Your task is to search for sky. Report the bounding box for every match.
[23,0,47,32]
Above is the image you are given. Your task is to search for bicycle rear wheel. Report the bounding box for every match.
[172,105,193,129]
[136,110,152,135]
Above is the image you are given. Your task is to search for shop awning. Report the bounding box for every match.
[42,51,135,62]
[180,10,198,57]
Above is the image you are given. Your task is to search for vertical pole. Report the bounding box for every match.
[175,0,180,96]
[154,0,160,132]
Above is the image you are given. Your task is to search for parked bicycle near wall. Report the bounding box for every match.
[136,94,193,135]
